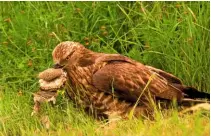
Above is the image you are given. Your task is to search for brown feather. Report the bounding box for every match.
[51,41,209,119]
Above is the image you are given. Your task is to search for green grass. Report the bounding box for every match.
[0,1,210,136]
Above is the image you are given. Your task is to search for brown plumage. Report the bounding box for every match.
[52,41,209,119]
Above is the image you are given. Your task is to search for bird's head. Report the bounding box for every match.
[52,41,82,68]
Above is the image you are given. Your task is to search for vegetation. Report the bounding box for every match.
[0,2,209,135]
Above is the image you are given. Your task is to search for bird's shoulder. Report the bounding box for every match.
[96,54,137,65]
[77,51,139,67]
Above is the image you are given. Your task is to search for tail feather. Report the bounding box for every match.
[172,83,210,100]
[177,85,210,108]
[182,86,210,100]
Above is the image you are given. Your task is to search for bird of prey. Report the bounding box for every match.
[52,41,210,119]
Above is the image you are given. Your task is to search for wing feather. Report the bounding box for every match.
[92,61,183,103]
[145,65,182,84]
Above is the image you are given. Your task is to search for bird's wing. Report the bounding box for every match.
[97,54,183,84]
[92,61,183,103]
[145,65,182,84]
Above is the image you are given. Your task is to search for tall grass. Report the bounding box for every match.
[0,2,209,135]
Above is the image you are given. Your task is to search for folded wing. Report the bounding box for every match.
[92,61,184,103]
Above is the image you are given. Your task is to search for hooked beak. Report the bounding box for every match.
[53,63,64,69]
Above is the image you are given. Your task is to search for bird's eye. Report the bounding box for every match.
[65,51,75,61]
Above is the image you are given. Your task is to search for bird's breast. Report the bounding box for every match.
[65,62,107,96]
